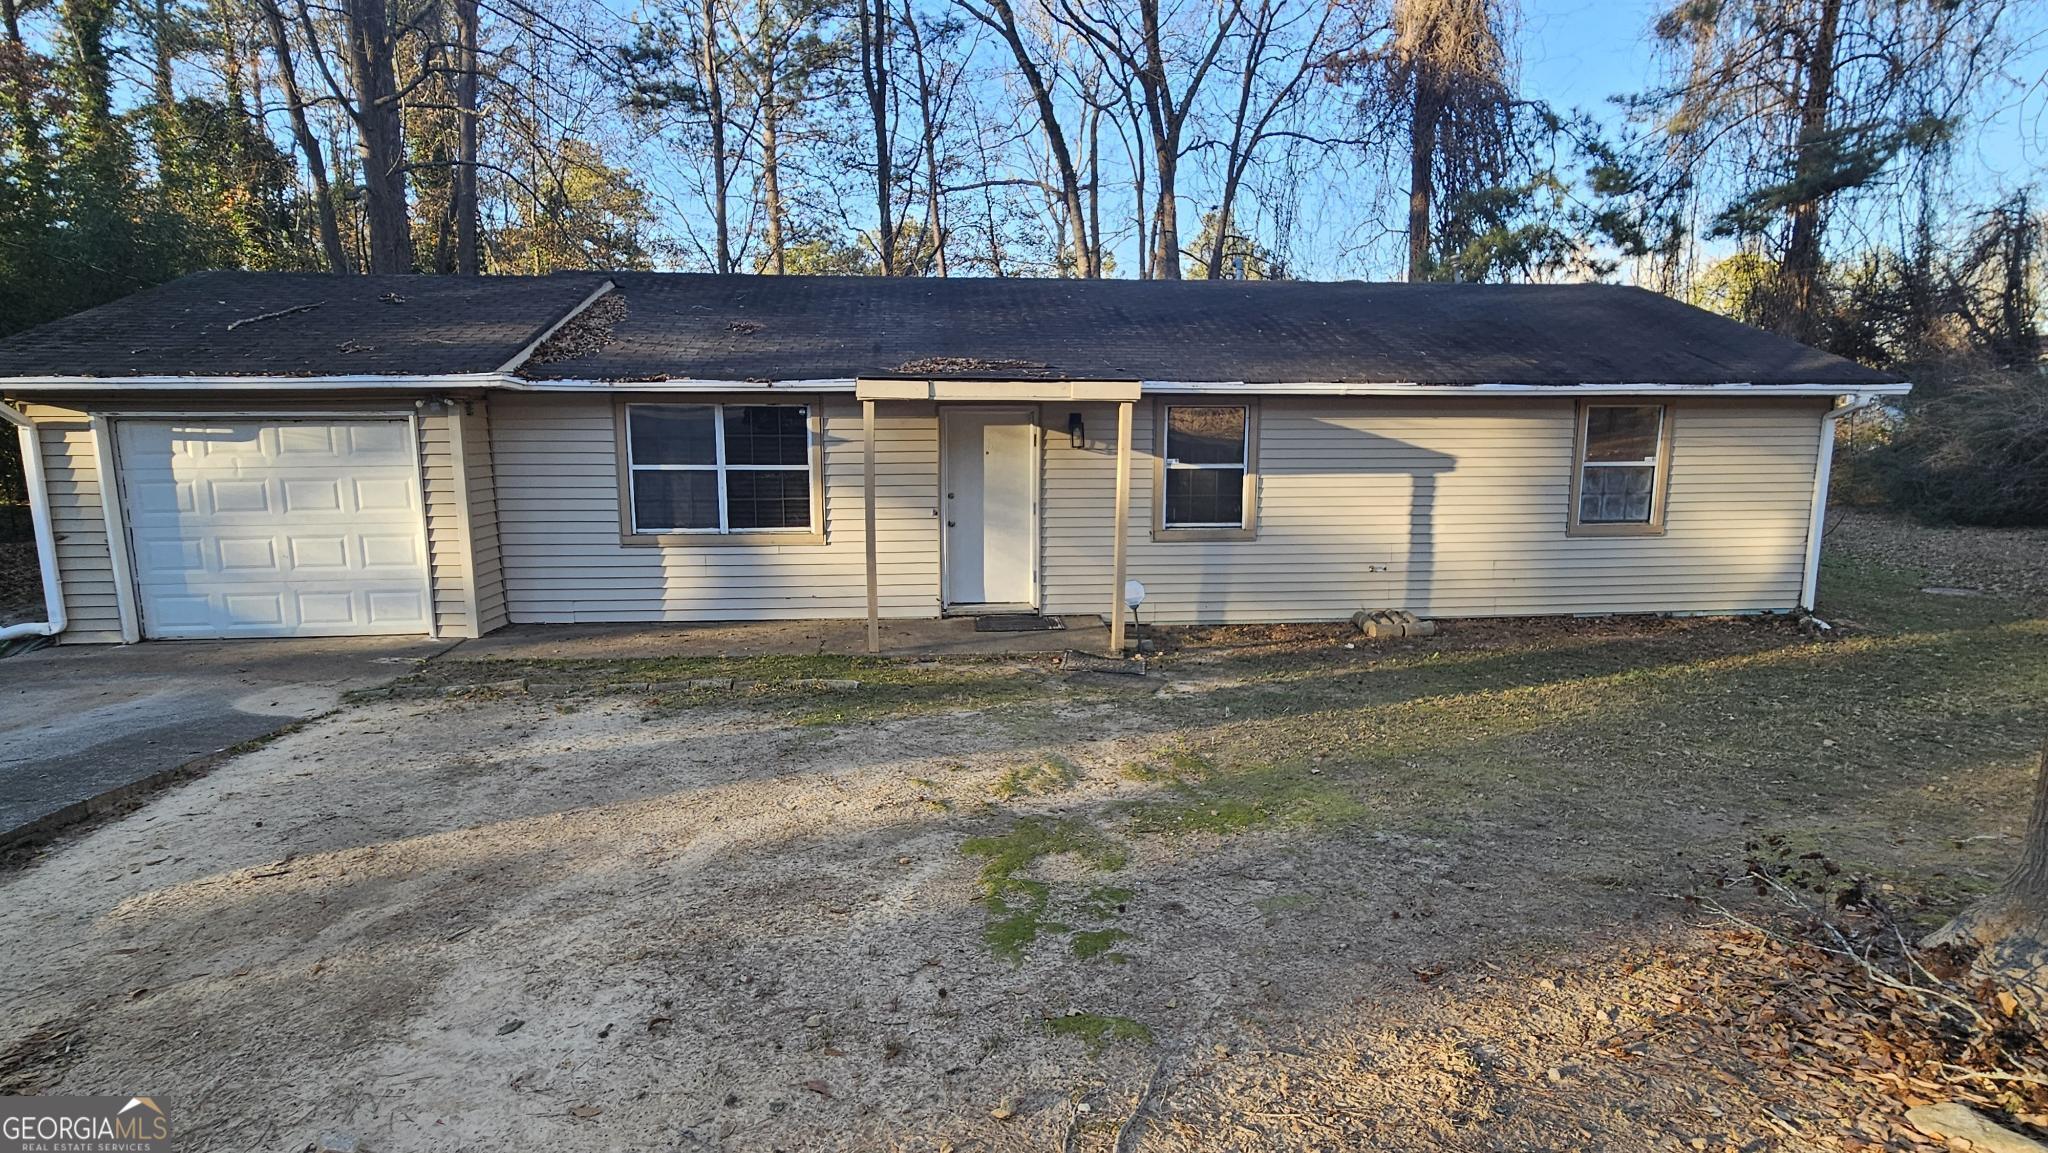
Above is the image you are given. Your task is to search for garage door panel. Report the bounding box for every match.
[297,592,359,626]
[118,419,431,639]
[289,536,350,570]
[365,588,428,623]
[207,478,273,514]
[283,478,344,512]
[360,533,421,570]
[135,537,205,572]
[353,477,418,514]
[217,537,282,573]
[346,422,412,457]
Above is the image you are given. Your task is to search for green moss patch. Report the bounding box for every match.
[1046,1012,1152,1055]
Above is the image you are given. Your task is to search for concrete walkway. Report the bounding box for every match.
[447,615,1116,661]
[0,636,450,843]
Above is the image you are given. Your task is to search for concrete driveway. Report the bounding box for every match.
[0,636,450,842]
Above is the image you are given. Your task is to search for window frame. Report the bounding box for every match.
[1566,400,1673,537]
[1152,400,1259,542]
[614,398,825,547]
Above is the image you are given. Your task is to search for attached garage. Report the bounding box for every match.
[116,418,434,639]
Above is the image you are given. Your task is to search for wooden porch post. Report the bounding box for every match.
[1108,400,1133,657]
[864,399,881,654]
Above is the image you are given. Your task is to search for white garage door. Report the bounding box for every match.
[118,419,433,639]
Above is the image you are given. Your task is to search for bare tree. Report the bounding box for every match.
[853,0,900,273]
[256,0,350,271]
[341,0,415,271]
[453,0,479,273]
[1056,0,1236,278]
[1647,0,2012,340]
[1339,0,1517,282]
[952,0,1096,275]
[1199,0,1333,278]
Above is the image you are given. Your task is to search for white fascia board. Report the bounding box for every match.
[0,372,516,391]
[1140,380,1912,397]
[503,377,861,393]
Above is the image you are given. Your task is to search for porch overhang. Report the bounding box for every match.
[854,378,1138,659]
[854,378,1142,403]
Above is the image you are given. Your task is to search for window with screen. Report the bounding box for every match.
[625,403,813,535]
[1162,405,1249,529]
[1573,404,1666,530]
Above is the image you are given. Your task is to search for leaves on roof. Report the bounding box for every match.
[529,291,629,366]
[893,355,1055,377]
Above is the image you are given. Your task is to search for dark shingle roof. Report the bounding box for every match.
[0,270,606,378]
[0,270,1897,387]
[534,274,1893,386]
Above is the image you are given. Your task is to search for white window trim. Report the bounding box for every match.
[619,400,822,543]
[1568,401,1673,537]
[1154,401,1259,540]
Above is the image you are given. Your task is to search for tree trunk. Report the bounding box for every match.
[858,0,895,274]
[1084,103,1100,279]
[343,0,412,273]
[1778,0,1841,341]
[258,0,348,272]
[453,0,479,274]
[1928,738,2048,1007]
[149,0,179,161]
[905,0,945,276]
[958,0,1089,277]
[1406,84,1437,282]
[762,106,785,274]
[701,0,733,274]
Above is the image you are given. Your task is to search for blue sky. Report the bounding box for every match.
[1519,0,2047,202]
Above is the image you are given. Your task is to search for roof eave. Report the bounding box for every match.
[1140,379,1910,397]
[0,372,518,391]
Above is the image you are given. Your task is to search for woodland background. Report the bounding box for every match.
[0,0,2041,523]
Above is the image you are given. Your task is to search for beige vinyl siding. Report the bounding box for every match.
[418,408,479,638]
[492,394,941,622]
[463,400,508,635]
[21,403,124,642]
[1041,396,1827,623]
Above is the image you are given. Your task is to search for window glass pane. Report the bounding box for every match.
[726,469,812,530]
[632,470,719,531]
[1584,406,1662,462]
[1579,465,1655,523]
[629,405,717,466]
[723,405,810,466]
[1165,467,1245,526]
[1166,406,1247,465]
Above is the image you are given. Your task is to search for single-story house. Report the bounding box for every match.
[0,271,1904,653]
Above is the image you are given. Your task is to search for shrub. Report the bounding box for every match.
[1862,361,2048,527]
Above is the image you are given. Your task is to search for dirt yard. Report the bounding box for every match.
[2,530,2046,1152]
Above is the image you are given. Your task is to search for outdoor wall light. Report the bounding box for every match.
[1067,411,1085,449]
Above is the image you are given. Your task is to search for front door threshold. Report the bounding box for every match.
[943,603,1039,618]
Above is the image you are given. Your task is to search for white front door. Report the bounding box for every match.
[942,409,1036,608]
[118,418,433,639]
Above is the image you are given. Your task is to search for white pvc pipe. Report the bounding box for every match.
[0,404,65,642]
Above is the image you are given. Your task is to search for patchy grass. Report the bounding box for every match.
[1045,1012,1153,1055]
[1122,751,1371,836]
[1069,927,1131,962]
[991,757,1079,800]
[959,818,1128,962]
